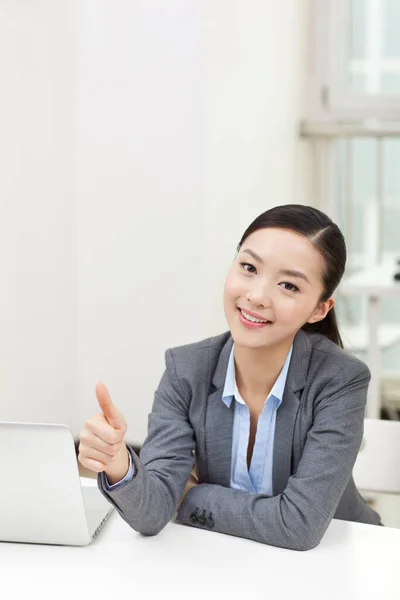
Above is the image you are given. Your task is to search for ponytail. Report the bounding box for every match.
[301,307,343,348]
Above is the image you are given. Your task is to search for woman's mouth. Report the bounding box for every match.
[237,308,272,329]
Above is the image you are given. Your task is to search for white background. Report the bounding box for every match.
[1,0,312,443]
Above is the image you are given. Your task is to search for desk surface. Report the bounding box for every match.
[1,511,399,600]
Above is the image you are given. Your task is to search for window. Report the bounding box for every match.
[310,0,400,119]
[304,1,400,416]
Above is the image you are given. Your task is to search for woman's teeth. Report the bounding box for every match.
[240,309,269,324]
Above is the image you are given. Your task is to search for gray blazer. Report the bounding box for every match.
[99,330,381,551]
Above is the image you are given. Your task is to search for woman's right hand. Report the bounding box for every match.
[78,383,130,485]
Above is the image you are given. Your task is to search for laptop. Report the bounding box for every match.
[0,422,114,546]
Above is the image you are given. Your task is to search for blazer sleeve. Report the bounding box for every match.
[97,349,195,536]
[177,365,370,551]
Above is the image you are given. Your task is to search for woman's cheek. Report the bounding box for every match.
[223,279,236,316]
[276,299,303,324]
[224,272,241,299]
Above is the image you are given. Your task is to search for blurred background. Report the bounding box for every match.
[1,0,399,453]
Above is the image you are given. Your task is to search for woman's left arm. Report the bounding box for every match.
[177,366,370,551]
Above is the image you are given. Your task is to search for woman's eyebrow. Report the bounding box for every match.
[279,269,311,285]
[242,250,311,285]
[242,248,263,263]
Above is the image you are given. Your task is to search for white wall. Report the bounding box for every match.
[1,1,312,444]
[75,0,206,442]
[203,0,312,333]
[0,2,78,430]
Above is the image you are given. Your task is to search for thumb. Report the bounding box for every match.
[96,382,125,430]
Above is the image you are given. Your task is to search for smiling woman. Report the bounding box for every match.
[79,204,382,552]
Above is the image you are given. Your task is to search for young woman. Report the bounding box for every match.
[78,204,382,551]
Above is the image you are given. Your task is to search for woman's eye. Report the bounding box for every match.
[280,282,299,292]
[239,262,256,274]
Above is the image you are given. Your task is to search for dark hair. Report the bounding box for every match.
[237,204,346,347]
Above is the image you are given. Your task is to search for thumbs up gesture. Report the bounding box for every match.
[78,383,129,484]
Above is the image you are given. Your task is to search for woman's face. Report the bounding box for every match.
[223,228,334,350]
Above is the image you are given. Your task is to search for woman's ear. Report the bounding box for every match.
[307,297,335,324]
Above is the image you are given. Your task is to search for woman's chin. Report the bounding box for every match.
[229,327,270,349]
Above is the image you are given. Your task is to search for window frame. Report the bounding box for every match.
[311,0,400,121]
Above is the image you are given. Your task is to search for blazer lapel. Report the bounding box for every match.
[272,330,312,496]
[203,330,313,494]
[273,388,301,496]
[205,335,234,487]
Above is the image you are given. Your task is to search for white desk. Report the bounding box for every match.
[339,260,400,418]
[1,511,399,600]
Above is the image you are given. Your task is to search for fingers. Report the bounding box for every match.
[79,445,117,466]
[78,425,123,474]
[79,428,119,457]
[78,456,106,473]
[78,414,125,475]
[79,382,127,476]
[85,414,123,445]
[96,383,125,430]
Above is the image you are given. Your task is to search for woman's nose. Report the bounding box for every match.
[246,283,272,308]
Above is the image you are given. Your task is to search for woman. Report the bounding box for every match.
[78,204,382,551]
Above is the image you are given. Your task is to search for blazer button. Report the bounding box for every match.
[206,517,214,528]
[190,508,199,524]
[197,514,206,525]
